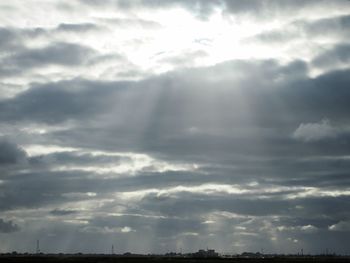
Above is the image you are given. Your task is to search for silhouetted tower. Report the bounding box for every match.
[36,240,40,254]
[111,244,114,254]
[301,248,303,256]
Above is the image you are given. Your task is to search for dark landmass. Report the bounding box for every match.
[1,254,350,263]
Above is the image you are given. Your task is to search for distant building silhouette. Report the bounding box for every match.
[193,249,219,258]
[241,252,263,258]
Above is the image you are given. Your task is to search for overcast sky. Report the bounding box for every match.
[1,0,350,255]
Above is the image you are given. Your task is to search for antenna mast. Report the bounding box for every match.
[36,240,40,254]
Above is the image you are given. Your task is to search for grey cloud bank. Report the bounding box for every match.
[0,219,19,233]
[0,0,350,255]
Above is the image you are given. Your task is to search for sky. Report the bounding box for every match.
[0,0,350,255]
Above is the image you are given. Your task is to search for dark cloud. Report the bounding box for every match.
[0,219,19,233]
[220,0,350,24]
[79,0,350,20]
[246,29,297,45]
[0,23,102,45]
[0,140,26,165]
[101,18,162,29]
[29,151,130,167]
[0,41,98,77]
[329,220,350,232]
[139,193,290,217]
[1,0,350,252]
[91,0,350,22]
[312,43,350,68]
[1,59,347,177]
[2,59,347,163]
[0,27,18,49]
[157,50,208,67]
[302,14,350,38]
[242,13,350,48]
[0,79,129,123]
[8,42,95,67]
[80,0,220,19]
[50,209,77,216]
[1,60,342,251]
[0,170,98,211]
[56,23,99,33]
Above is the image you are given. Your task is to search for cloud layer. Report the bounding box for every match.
[0,0,350,255]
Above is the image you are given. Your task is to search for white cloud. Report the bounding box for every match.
[1,0,350,255]
[300,225,318,233]
[329,221,350,231]
[277,225,317,233]
[82,225,136,234]
[293,118,338,142]
[121,226,135,233]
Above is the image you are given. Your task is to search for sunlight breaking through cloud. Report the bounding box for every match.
[0,0,350,255]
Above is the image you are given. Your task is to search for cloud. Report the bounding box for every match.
[222,0,350,20]
[249,30,297,45]
[300,224,318,233]
[100,18,162,29]
[56,23,100,33]
[0,140,27,165]
[7,42,96,68]
[79,0,350,20]
[0,27,19,49]
[302,14,350,39]
[2,59,349,164]
[0,219,19,233]
[29,151,129,167]
[156,50,208,67]
[0,79,125,123]
[0,0,350,254]
[329,221,350,231]
[50,209,77,216]
[79,0,220,18]
[293,119,339,142]
[312,44,350,68]
[0,41,99,78]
